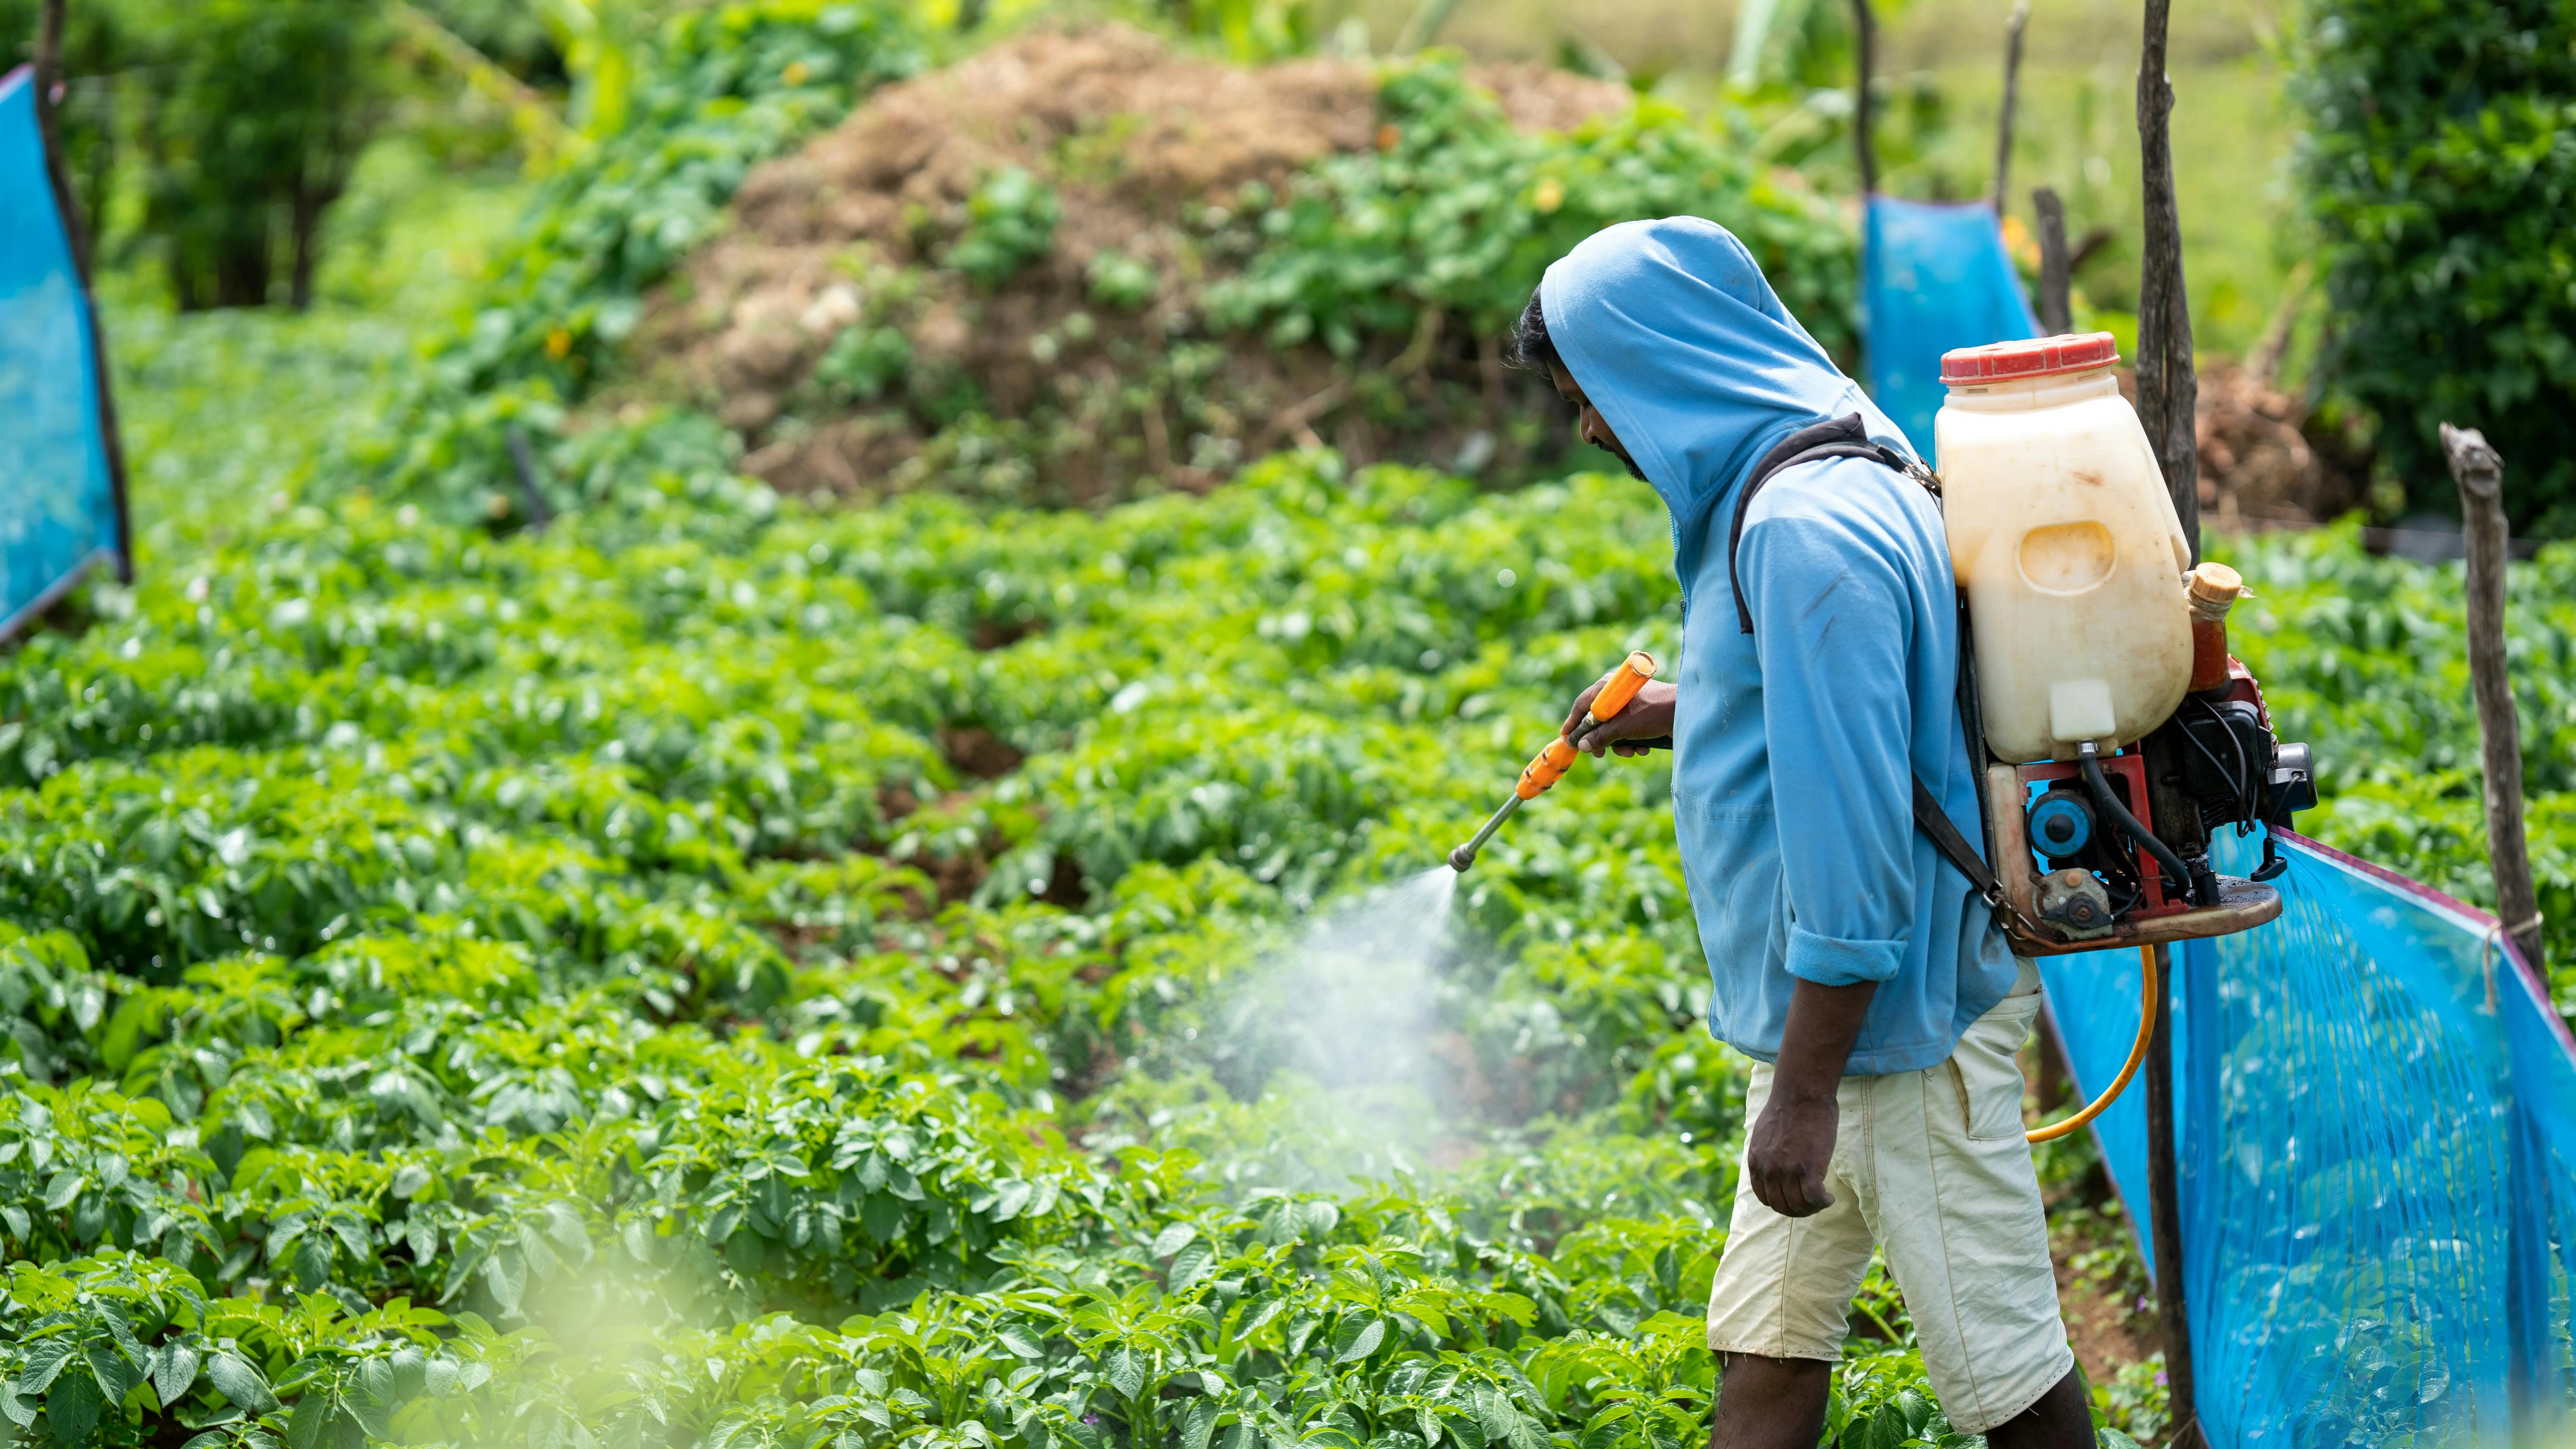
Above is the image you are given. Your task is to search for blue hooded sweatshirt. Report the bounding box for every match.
[1540,216,2017,1075]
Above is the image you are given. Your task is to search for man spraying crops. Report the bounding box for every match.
[1512,217,2092,1446]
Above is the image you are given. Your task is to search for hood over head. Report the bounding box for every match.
[1538,216,1909,591]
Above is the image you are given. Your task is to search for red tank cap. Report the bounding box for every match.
[1940,331,2120,385]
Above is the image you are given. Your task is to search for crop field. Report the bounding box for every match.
[2,3,2572,1448]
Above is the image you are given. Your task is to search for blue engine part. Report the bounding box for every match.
[2028,793,2094,858]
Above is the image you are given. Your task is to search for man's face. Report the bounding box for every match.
[1547,364,1646,482]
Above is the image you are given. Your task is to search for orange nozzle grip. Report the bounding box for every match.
[1587,651,1658,725]
[1517,737,1579,799]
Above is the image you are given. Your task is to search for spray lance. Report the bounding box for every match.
[1448,651,1662,873]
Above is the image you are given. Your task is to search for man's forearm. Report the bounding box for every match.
[1771,977,1878,1101]
[1744,976,1878,1216]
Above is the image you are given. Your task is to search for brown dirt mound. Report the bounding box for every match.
[619,26,1628,502]
[2110,362,2363,534]
[2193,360,2363,530]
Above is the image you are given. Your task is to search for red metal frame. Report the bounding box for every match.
[2013,748,2187,917]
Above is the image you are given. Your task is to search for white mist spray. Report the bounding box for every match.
[1211,867,1464,1185]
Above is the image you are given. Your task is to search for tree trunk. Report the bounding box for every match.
[213,221,275,310]
[291,187,327,311]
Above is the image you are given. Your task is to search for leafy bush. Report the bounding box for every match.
[1087,250,1160,311]
[1209,65,1857,361]
[945,167,1062,289]
[2292,0,2576,534]
[380,0,927,520]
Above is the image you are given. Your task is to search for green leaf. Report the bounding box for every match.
[205,1354,279,1415]
[1150,1222,1198,1258]
[995,1323,1046,1359]
[1332,1315,1386,1364]
[390,1165,432,1199]
[284,1391,331,1449]
[83,1343,138,1404]
[17,1340,75,1394]
[43,1170,85,1211]
[154,1344,204,1407]
[1104,1344,1146,1401]
[1168,1239,1214,1290]
[46,1367,103,1448]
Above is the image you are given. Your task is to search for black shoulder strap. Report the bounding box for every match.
[1913,776,2009,915]
[1714,416,2007,928]
[1727,413,1934,635]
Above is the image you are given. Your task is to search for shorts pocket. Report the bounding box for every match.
[1947,993,2044,1140]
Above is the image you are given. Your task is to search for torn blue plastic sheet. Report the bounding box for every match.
[1861,196,2040,463]
[0,64,126,638]
[2039,828,2576,1444]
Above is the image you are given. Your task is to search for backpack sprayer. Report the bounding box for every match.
[1447,333,2318,1142]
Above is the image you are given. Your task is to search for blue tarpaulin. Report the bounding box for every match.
[0,63,125,637]
[2042,828,2576,1443]
[1861,196,2041,462]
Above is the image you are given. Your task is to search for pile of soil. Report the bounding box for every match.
[2111,361,2363,532]
[2192,360,2363,530]
[622,26,1629,502]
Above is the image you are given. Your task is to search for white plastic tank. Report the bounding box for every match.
[1934,333,2193,763]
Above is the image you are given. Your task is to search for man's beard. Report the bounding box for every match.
[1595,438,1646,482]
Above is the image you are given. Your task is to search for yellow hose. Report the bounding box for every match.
[2025,945,2157,1144]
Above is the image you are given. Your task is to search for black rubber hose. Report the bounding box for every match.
[2078,743,2202,908]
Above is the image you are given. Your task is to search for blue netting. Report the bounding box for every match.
[1860,196,2040,463]
[0,64,123,637]
[2040,828,2576,1444]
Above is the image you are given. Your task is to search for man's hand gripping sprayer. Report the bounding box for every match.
[1447,651,1661,873]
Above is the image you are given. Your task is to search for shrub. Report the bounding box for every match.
[377,0,926,524]
[124,0,392,309]
[1209,63,1856,362]
[944,167,1061,289]
[2291,0,2576,534]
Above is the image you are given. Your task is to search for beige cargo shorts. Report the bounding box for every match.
[1705,962,2073,1433]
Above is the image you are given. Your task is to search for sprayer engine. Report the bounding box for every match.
[2008,660,2314,942]
[1980,562,2316,954]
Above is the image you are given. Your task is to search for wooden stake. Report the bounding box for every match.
[2135,2,2199,1439]
[32,0,89,277]
[2143,942,2199,1446]
[2442,424,2546,974]
[2032,185,2072,335]
[1852,0,1878,195]
[2135,0,2199,556]
[1990,0,2029,216]
[31,0,132,582]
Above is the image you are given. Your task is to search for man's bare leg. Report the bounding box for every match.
[1984,1368,2094,1448]
[1711,1361,2092,1448]
[1708,1354,1830,1449]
